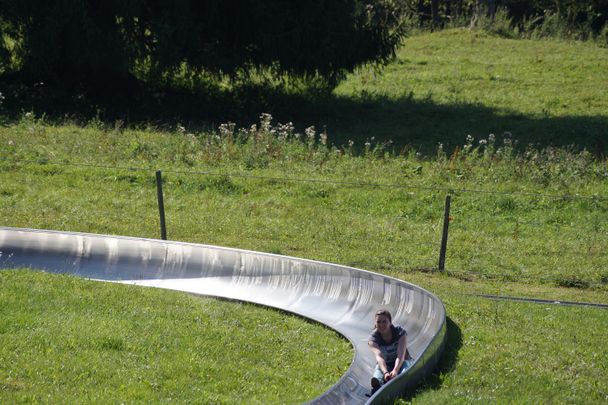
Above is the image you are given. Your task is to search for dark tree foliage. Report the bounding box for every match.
[0,0,405,88]
[399,0,608,32]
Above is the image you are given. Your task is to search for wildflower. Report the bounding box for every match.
[305,126,315,140]
[479,139,487,146]
[463,135,474,153]
[488,133,496,144]
[259,113,272,133]
[278,122,294,140]
[305,126,316,147]
[348,140,354,147]
[219,122,235,138]
[320,130,328,146]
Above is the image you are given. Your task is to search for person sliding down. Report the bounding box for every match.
[368,309,414,395]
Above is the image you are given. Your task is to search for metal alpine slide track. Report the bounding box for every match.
[0,227,446,404]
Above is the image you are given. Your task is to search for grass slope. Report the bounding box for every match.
[329,29,608,152]
[2,30,607,155]
[0,271,351,404]
[1,121,606,289]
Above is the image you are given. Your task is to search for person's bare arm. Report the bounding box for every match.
[388,335,407,379]
[368,341,390,376]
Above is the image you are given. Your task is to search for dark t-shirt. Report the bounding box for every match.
[369,325,407,369]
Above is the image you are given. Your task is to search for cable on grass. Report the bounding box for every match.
[469,294,608,309]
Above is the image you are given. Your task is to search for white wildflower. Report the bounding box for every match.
[320,131,327,146]
[259,113,272,133]
[219,122,235,138]
[305,126,315,140]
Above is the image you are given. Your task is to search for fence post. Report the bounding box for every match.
[155,170,167,240]
[438,195,451,271]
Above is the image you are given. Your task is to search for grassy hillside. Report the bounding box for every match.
[328,29,608,153]
[2,30,607,156]
[0,271,350,404]
[1,30,607,403]
[1,117,606,290]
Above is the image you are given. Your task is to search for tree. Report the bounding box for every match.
[396,0,608,33]
[0,0,406,89]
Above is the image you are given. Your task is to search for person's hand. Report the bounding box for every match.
[387,370,398,380]
[383,371,393,381]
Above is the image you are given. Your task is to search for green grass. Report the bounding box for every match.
[2,30,607,156]
[328,29,608,152]
[0,270,351,404]
[1,120,606,289]
[1,30,608,403]
[3,273,607,404]
[392,272,608,404]
[408,291,608,404]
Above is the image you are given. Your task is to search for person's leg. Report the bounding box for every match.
[398,357,415,374]
[371,365,384,393]
[372,365,385,383]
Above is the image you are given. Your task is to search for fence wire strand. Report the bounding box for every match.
[2,156,607,201]
[3,156,608,292]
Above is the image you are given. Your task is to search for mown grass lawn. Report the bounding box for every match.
[0,270,351,404]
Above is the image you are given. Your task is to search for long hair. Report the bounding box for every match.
[373,309,392,329]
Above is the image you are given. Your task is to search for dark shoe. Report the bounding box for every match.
[370,377,381,395]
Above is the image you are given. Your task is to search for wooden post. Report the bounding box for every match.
[438,195,451,271]
[155,170,167,240]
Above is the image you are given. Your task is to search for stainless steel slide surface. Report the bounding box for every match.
[0,227,446,404]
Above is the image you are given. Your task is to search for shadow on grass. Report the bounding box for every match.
[1,78,606,157]
[403,316,463,401]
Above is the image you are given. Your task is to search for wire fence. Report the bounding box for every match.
[1,157,607,293]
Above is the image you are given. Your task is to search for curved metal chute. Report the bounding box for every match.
[0,227,446,404]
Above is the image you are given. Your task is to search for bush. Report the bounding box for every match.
[0,1,406,90]
[395,0,608,40]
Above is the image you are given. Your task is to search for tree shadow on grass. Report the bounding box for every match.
[266,91,607,157]
[1,78,606,157]
[403,316,463,401]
